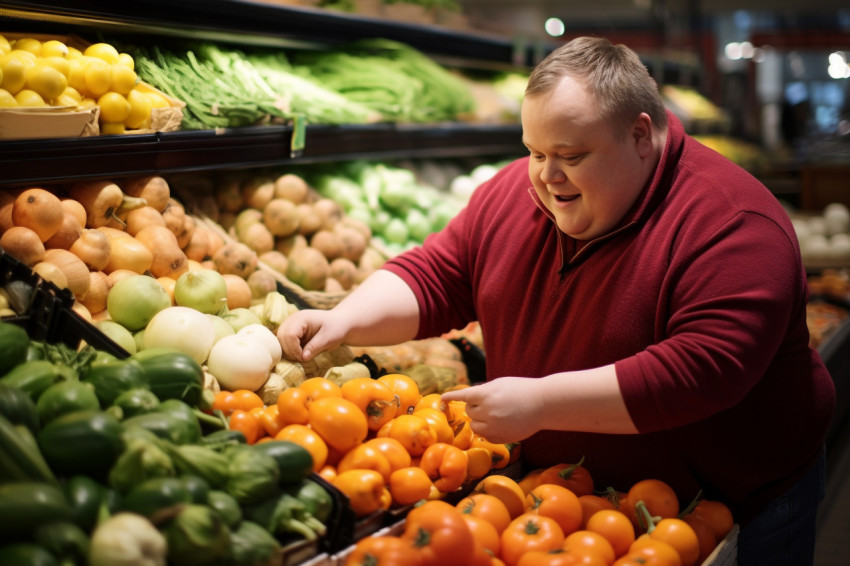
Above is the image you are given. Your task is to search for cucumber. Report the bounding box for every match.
[0,481,75,540]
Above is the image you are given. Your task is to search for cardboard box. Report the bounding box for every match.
[0,32,184,140]
[0,105,99,140]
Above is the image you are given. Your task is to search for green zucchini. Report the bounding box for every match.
[0,412,57,484]
[63,475,108,532]
[130,349,205,407]
[0,320,29,376]
[37,410,124,477]
[0,382,40,434]
[0,543,59,566]
[0,481,75,540]
[0,360,74,402]
[251,440,313,485]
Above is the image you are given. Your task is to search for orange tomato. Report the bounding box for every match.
[536,458,594,496]
[341,376,399,431]
[681,514,718,564]
[332,469,386,517]
[527,483,583,536]
[414,407,455,445]
[257,404,284,437]
[464,446,493,481]
[377,413,437,457]
[389,466,434,506]
[400,500,475,566]
[377,373,421,417]
[461,513,502,557]
[415,392,448,414]
[451,419,474,450]
[647,518,700,566]
[362,437,412,472]
[228,409,263,444]
[276,387,311,426]
[501,513,566,566]
[419,442,468,494]
[456,492,513,535]
[337,442,393,483]
[517,549,609,566]
[300,376,343,400]
[213,389,264,416]
[318,464,337,483]
[688,499,734,541]
[629,535,683,566]
[344,535,423,566]
[275,424,328,471]
[470,435,510,470]
[308,396,368,453]
[620,479,679,532]
[585,510,635,558]
[518,468,545,494]
[579,495,617,529]
[563,530,617,565]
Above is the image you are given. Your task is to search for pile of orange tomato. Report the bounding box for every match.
[210,373,518,514]
[345,459,735,566]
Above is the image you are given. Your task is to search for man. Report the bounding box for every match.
[278,36,835,564]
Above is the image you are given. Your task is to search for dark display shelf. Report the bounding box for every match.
[0,0,530,67]
[0,123,523,186]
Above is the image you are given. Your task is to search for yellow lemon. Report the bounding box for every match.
[84,42,120,65]
[25,62,68,102]
[97,91,130,123]
[14,88,47,107]
[0,34,11,55]
[0,53,27,94]
[84,58,111,98]
[55,94,80,108]
[12,37,41,56]
[39,39,69,59]
[9,49,36,67]
[68,46,83,59]
[61,86,82,102]
[125,88,152,129]
[145,90,170,109]
[109,64,137,95]
[79,97,97,110]
[41,56,71,79]
[0,88,17,107]
[100,122,126,135]
[117,52,135,70]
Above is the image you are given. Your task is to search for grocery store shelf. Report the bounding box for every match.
[0,0,531,68]
[0,123,524,186]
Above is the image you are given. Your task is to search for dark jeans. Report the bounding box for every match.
[737,449,827,566]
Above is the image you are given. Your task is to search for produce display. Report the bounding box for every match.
[0,35,180,135]
[343,460,736,566]
[790,202,850,268]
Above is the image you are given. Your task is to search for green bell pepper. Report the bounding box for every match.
[120,475,210,519]
[0,360,75,402]
[82,359,148,408]
[37,410,124,478]
[33,520,89,566]
[130,348,205,407]
[63,475,109,532]
[36,380,100,425]
[111,387,160,418]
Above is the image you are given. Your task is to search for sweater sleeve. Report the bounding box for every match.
[615,209,809,433]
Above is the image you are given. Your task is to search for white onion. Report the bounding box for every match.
[237,323,282,368]
[207,334,272,391]
[144,306,216,364]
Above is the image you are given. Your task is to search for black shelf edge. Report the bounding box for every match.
[0,0,532,66]
[0,123,524,186]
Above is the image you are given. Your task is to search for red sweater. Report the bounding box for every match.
[383,112,835,522]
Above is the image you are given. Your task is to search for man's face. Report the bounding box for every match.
[521,76,654,240]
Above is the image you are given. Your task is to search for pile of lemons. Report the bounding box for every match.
[0,34,172,134]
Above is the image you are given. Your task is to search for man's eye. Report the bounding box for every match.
[562,154,583,162]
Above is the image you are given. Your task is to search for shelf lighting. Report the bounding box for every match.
[545,17,565,37]
[828,52,850,79]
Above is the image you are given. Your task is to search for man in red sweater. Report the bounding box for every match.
[279,37,835,564]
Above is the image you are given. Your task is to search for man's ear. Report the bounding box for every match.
[631,112,654,157]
